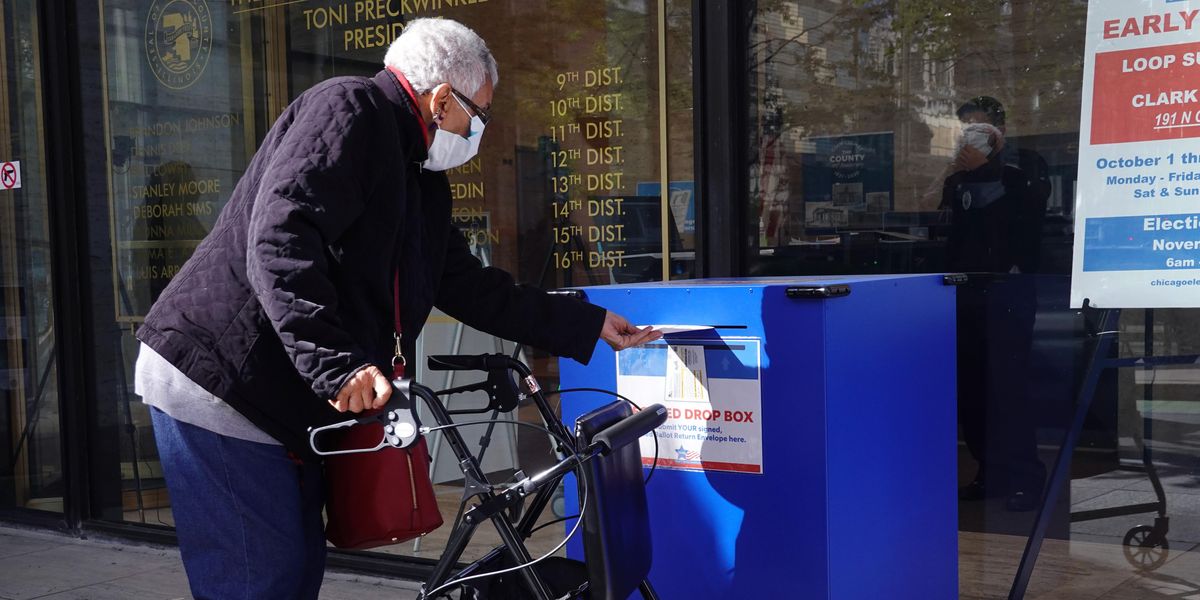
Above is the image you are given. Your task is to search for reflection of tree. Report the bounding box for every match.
[752,0,1086,138]
[750,0,1087,212]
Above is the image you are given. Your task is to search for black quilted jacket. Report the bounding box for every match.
[137,70,606,458]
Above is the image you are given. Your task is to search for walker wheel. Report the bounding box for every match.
[1123,525,1169,571]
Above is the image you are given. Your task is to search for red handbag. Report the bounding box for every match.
[322,273,443,549]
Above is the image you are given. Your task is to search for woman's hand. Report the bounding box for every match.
[329,365,392,413]
[601,311,662,351]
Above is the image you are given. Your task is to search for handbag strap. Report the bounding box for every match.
[392,270,405,379]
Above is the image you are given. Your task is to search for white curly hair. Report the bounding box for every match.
[383,18,498,96]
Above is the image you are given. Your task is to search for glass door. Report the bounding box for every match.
[0,0,64,514]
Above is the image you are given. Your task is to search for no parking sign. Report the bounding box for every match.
[0,161,20,190]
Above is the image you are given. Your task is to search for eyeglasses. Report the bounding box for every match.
[451,89,491,125]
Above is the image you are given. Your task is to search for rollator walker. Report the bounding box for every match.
[311,353,666,599]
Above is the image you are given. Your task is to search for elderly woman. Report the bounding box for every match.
[134,18,658,598]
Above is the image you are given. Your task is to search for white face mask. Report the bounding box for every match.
[422,94,485,171]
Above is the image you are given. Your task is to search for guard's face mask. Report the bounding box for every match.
[422,93,485,171]
[958,122,999,158]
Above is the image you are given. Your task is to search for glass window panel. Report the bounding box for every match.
[84,0,693,567]
[748,2,1200,598]
[0,0,63,514]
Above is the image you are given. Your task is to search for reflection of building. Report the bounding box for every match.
[805,203,849,229]
[751,3,1073,216]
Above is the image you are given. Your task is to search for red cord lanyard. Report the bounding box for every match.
[385,66,422,379]
[392,271,406,379]
[385,66,430,148]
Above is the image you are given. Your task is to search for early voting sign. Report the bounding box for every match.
[1072,1,1200,307]
[616,335,763,474]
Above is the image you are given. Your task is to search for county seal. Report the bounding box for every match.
[145,0,213,90]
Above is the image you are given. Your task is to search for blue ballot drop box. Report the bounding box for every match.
[559,275,957,599]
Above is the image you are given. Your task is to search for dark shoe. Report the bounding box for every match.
[1005,490,1040,512]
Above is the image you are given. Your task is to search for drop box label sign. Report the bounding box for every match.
[616,338,763,475]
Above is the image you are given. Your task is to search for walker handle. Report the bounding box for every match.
[307,380,420,456]
[593,404,668,454]
[427,354,514,372]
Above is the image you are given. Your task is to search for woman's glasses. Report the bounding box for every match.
[452,89,491,125]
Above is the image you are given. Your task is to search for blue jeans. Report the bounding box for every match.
[150,407,326,599]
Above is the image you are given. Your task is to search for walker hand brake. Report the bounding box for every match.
[308,379,421,456]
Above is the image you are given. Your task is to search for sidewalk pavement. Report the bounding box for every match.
[0,523,422,599]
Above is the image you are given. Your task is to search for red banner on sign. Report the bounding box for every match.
[641,457,762,474]
[1092,41,1200,145]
